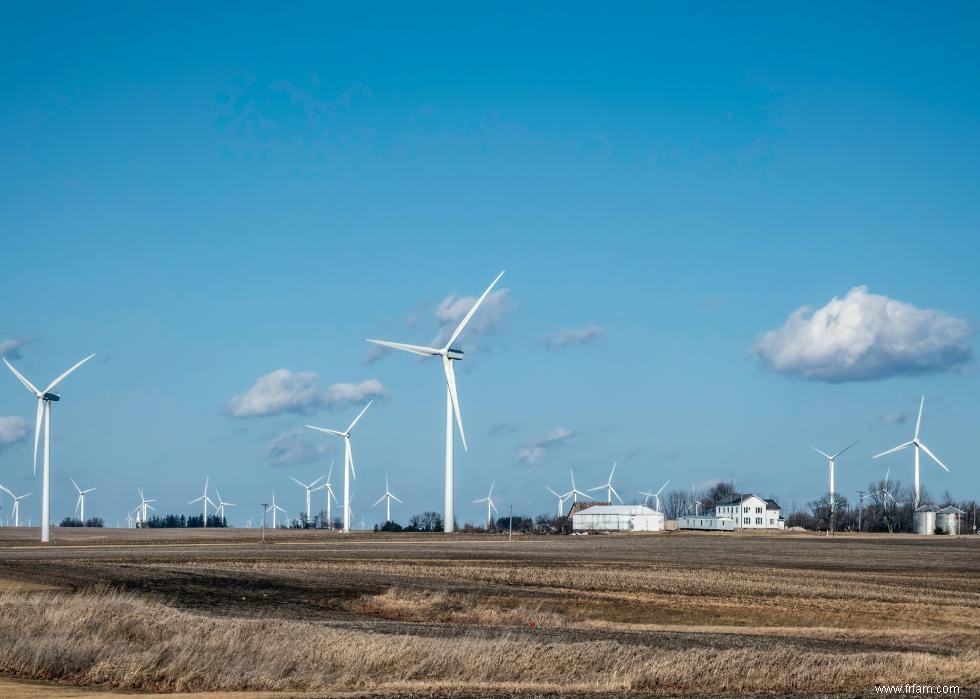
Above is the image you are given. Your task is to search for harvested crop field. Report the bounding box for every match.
[0,528,978,697]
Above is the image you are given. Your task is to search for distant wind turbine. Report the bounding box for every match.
[639,481,670,512]
[807,441,858,514]
[366,271,505,533]
[320,462,339,528]
[71,478,96,523]
[546,486,570,517]
[188,477,216,526]
[589,463,623,504]
[873,396,949,509]
[215,490,236,522]
[372,474,403,523]
[270,491,286,528]
[0,485,30,527]
[567,469,589,503]
[137,489,155,526]
[307,400,373,533]
[290,475,325,524]
[474,482,498,527]
[2,354,94,542]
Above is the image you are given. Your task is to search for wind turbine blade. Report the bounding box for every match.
[587,485,605,493]
[373,495,386,507]
[490,501,498,514]
[444,271,505,350]
[656,480,670,496]
[305,425,345,437]
[309,475,325,489]
[546,487,561,498]
[610,486,623,504]
[188,496,203,504]
[391,494,403,504]
[0,484,12,497]
[71,477,81,494]
[290,477,306,488]
[873,441,914,459]
[346,439,356,479]
[914,395,925,439]
[366,339,442,357]
[2,358,40,396]
[43,354,95,393]
[918,441,950,472]
[806,445,832,459]
[489,481,495,496]
[832,440,859,459]
[32,399,43,478]
[443,357,467,451]
[347,400,373,433]
[326,461,334,483]
[609,462,617,480]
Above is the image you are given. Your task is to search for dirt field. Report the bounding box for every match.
[0,527,978,697]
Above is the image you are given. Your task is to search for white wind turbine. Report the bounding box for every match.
[188,477,216,526]
[71,478,96,523]
[874,396,949,509]
[546,486,570,517]
[367,271,505,533]
[2,354,94,543]
[215,490,236,522]
[270,491,286,528]
[639,480,670,512]
[373,474,403,523]
[306,400,372,533]
[290,475,325,524]
[125,509,136,528]
[319,461,339,528]
[807,441,858,514]
[474,482,498,527]
[589,463,623,504]
[137,489,155,526]
[567,469,589,503]
[0,485,30,527]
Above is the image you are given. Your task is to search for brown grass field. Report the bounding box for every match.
[0,527,978,697]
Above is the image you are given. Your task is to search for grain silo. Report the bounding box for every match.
[936,505,965,535]
[913,505,937,535]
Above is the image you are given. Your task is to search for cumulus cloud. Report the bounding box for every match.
[754,287,972,383]
[266,430,329,467]
[227,370,386,418]
[516,427,575,465]
[544,324,604,350]
[0,337,30,360]
[0,416,29,450]
[433,288,513,349]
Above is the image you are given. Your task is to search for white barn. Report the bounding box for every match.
[712,493,784,530]
[572,504,664,532]
[676,515,737,531]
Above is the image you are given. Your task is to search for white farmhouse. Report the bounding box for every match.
[712,493,784,530]
[572,504,664,532]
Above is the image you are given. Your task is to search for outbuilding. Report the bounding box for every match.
[572,504,664,532]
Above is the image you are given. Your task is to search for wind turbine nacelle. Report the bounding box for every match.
[42,392,61,402]
[447,347,465,360]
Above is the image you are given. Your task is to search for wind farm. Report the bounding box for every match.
[2,4,979,697]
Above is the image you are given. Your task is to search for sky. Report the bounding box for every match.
[0,3,978,527]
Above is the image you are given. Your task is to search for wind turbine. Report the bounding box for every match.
[639,481,670,512]
[567,469,589,503]
[320,461,339,528]
[0,485,30,527]
[215,490,236,523]
[807,441,858,514]
[270,492,286,528]
[474,482,498,527]
[2,354,94,542]
[70,478,96,523]
[589,463,623,504]
[125,510,135,528]
[372,474,403,523]
[137,489,155,526]
[367,270,505,533]
[873,396,949,508]
[546,486,570,517]
[290,475,325,524]
[306,400,372,534]
[188,477,216,526]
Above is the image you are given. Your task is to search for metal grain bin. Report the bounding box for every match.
[914,506,936,535]
[936,506,966,535]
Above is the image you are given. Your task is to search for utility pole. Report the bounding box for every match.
[261,503,269,544]
[509,505,513,542]
[857,490,864,532]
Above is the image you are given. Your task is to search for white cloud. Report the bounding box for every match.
[517,427,575,465]
[227,370,387,418]
[433,288,513,349]
[266,430,329,467]
[754,287,972,383]
[0,337,30,360]
[0,416,28,449]
[544,324,604,350]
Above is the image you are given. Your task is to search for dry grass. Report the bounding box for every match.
[1,587,978,695]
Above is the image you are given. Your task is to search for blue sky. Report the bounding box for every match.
[1,3,978,526]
